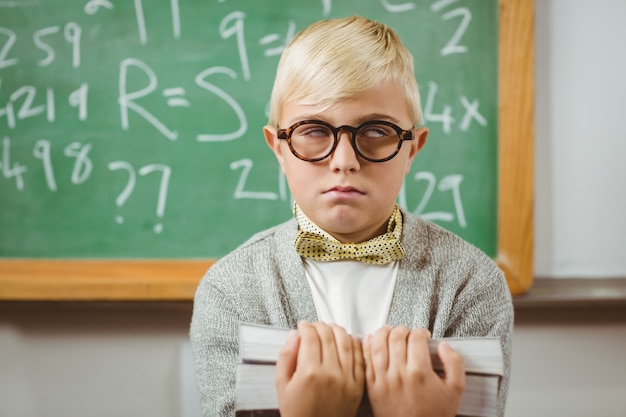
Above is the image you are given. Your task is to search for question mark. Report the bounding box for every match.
[138,164,171,234]
[108,161,171,233]
[107,161,136,225]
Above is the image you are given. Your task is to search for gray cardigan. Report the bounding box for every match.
[190,211,513,417]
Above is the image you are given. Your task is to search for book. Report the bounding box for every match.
[238,323,504,376]
[235,323,503,417]
[235,363,500,417]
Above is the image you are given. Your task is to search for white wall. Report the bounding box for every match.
[507,1,626,415]
[508,308,626,417]
[2,1,626,417]
[534,0,626,277]
[0,303,191,417]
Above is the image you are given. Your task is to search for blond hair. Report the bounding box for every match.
[267,16,422,127]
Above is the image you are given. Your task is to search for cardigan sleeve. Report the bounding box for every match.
[190,271,242,417]
[445,265,514,417]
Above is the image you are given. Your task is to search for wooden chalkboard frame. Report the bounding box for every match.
[0,0,534,300]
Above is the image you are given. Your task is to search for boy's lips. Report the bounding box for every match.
[324,185,364,195]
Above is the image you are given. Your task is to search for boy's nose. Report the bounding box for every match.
[329,131,360,171]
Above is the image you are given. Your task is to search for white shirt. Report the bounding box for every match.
[303,259,399,336]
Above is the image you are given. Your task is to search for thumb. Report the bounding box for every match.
[275,330,300,389]
[438,341,466,395]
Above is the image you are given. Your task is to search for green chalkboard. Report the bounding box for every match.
[0,0,498,259]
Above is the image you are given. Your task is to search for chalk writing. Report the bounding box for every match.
[32,23,82,68]
[424,81,486,134]
[0,0,497,257]
[430,0,472,56]
[84,0,113,15]
[131,0,182,45]
[1,137,27,190]
[108,161,171,233]
[119,58,178,141]
[0,27,18,69]
[32,140,57,191]
[397,171,467,228]
[230,158,278,200]
[0,84,93,129]
[195,66,247,142]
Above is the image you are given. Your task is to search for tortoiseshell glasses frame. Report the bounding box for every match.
[276,119,414,163]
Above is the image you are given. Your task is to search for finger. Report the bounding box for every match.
[352,335,365,385]
[331,324,352,372]
[369,325,392,373]
[312,322,338,364]
[387,326,410,370]
[406,328,434,372]
[275,330,300,390]
[297,321,322,366]
[439,341,466,395]
[362,333,375,385]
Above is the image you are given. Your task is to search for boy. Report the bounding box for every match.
[191,15,513,417]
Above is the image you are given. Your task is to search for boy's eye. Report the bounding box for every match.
[297,124,332,138]
[358,124,395,138]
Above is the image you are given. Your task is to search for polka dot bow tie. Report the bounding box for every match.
[294,204,405,265]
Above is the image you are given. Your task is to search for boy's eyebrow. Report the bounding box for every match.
[355,113,404,125]
[284,114,322,125]
[285,113,404,126]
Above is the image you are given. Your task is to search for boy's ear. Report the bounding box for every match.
[263,125,287,172]
[412,127,428,154]
[406,127,428,169]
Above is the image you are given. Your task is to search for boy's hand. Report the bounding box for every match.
[363,326,465,417]
[275,321,365,417]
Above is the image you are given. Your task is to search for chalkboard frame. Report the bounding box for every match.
[0,0,534,300]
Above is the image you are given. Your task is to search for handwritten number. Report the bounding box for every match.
[63,22,82,68]
[440,7,471,56]
[413,171,437,217]
[0,27,18,69]
[230,159,278,200]
[68,83,89,121]
[33,26,60,67]
[131,0,180,44]
[424,82,454,134]
[134,0,148,45]
[10,86,46,121]
[438,174,466,227]
[33,140,57,192]
[1,137,27,190]
[64,142,93,185]
[219,12,251,82]
[407,171,467,228]
[0,83,17,128]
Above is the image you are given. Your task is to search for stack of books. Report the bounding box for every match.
[235,323,503,417]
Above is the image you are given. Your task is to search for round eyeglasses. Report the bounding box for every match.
[276,120,414,163]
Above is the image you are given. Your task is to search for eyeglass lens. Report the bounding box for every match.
[289,122,401,161]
